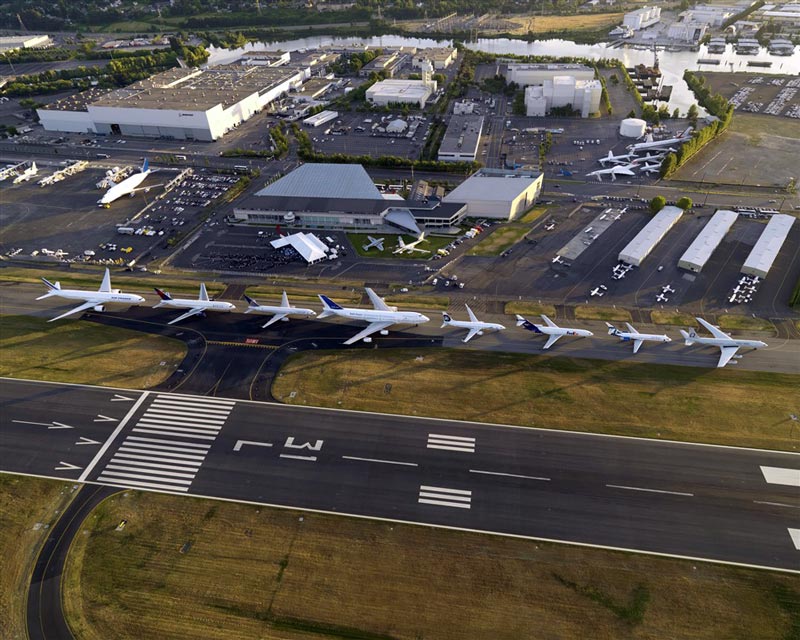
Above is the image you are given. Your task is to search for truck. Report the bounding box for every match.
[117,227,135,235]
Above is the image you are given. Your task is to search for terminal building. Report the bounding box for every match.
[678,210,738,272]
[741,214,796,278]
[524,77,602,118]
[438,115,484,162]
[618,206,683,266]
[37,65,306,141]
[232,163,468,232]
[443,168,543,221]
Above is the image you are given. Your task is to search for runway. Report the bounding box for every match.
[2,378,799,573]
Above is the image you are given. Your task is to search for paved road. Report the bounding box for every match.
[2,378,798,572]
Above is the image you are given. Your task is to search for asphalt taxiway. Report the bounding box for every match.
[2,378,799,572]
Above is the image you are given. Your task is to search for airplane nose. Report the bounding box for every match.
[420,314,430,323]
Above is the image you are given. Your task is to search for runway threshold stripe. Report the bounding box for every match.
[97,475,189,492]
[147,403,232,416]
[151,398,234,410]
[419,491,471,502]
[427,444,476,452]
[342,456,418,467]
[418,498,471,509]
[100,470,192,486]
[420,485,471,496]
[105,459,203,473]
[132,428,216,441]
[606,484,694,497]
[117,446,206,461]
[141,410,227,424]
[470,469,551,481]
[156,393,235,407]
[428,434,475,442]
[760,466,800,487]
[113,452,203,467]
[126,436,210,449]
[118,440,210,455]
[106,464,196,479]
[135,422,221,435]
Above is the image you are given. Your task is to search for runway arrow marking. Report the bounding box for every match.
[12,420,74,430]
[76,437,102,446]
[760,466,800,487]
[789,529,800,551]
[55,461,83,472]
[233,440,273,452]
[110,394,135,402]
[94,415,118,423]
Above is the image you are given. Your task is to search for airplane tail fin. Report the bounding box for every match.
[154,287,172,301]
[605,322,618,336]
[515,314,527,327]
[36,277,61,299]
[441,312,452,328]
[280,291,289,308]
[679,329,695,345]
[317,294,341,319]
[142,158,149,173]
[243,294,259,312]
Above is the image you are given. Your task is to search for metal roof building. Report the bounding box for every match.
[442,168,543,221]
[256,163,381,200]
[741,214,795,278]
[438,115,484,162]
[618,206,684,266]
[678,209,738,272]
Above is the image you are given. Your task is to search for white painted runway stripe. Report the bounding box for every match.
[150,400,232,413]
[100,470,192,485]
[97,475,189,492]
[105,458,204,473]
[420,485,471,495]
[155,393,235,407]
[760,466,800,487]
[138,417,222,430]
[470,469,551,482]
[135,422,220,435]
[418,498,472,509]
[754,500,800,509]
[427,444,477,452]
[141,410,227,424]
[427,433,476,453]
[789,529,800,551]
[342,456,418,467]
[132,428,216,440]
[114,452,203,467]
[118,441,210,455]
[606,484,694,497]
[106,464,197,479]
[418,485,472,509]
[117,446,205,461]
[126,436,209,449]
[427,433,475,443]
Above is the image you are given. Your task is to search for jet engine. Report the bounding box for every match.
[93,304,106,312]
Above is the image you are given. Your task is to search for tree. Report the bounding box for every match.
[649,196,667,214]
[676,196,693,210]
[659,152,677,178]
[687,103,699,125]
[627,109,636,118]
[672,107,681,119]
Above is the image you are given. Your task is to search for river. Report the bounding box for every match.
[208,35,800,113]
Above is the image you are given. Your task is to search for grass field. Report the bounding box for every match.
[519,205,549,224]
[509,12,625,34]
[574,305,632,322]
[467,225,530,256]
[0,476,75,640]
[384,294,450,311]
[272,348,800,451]
[0,315,186,388]
[347,233,453,259]
[504,301,557,317]
[716,315,775,332]
[650,310,696,326]
[62,489,800,640]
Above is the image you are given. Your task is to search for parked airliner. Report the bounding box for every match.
[679,317,767,367]
[37,268,145,321]
[606,322,671,353]
[441,305,506,343]
[98,159,159,207]
[153,283,235,324]
[243,292,316,328]
[515,314,593,349]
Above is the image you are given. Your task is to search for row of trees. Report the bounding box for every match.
[649,195,693,214]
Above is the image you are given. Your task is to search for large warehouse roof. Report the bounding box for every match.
[255,163,381,200]
[444,168,542,202]
[741,214,795,278]
[618,206,684,266]
[678,209,738,272]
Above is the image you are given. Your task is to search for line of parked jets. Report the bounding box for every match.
[36,268,767,367]
[586,131,692,182]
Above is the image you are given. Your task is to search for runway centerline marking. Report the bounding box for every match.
[342,456,418,467]
[753,500,800,509]
[606,484,694,497]
[760,466,800,487]
[470,469,551,481]
[78,391,149,482]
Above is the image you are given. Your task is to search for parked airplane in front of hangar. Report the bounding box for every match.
[37,268,145,321]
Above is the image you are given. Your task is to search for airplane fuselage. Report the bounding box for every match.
[533,325,593,338]
[329,308,428,325]
[616,332,670,343]
[445,319,505,332]
[155,299,235,313]
[245,305,315,318]
[99,171,150,205]
[47,289,145,305]
[691,337,767,349]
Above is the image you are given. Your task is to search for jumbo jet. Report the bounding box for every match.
[393,232,430,255]
[441,304,506,343]
[679,317,767,368]
[153,283,235,324]
[598,151,636,166]
[37,267,145,322]
[13,162,38,184]
[243,292,316,328]
[362,236,385,252]
[98,159,159,207]
[515,314,593,349]
[318,288,430,345]
[586,162,639,182]
[606,322,671,353]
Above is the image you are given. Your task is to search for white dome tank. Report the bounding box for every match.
[620,118,647,138]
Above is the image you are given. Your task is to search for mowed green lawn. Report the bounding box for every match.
[0,315,186,388]
[272,348,799,451]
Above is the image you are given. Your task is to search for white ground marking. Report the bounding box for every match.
[760,466,800,487]
[606,484,694,497]
[789,529,800,551]
[753,501,800,509]
[470,469,551,481]
[418,485,472,509]
[427,433,476,453]
[342,456,418,467]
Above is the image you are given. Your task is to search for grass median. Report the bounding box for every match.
[467,225,530,256]
[62,490,800,640]
[272,348,800,451]
[0,315,186,388]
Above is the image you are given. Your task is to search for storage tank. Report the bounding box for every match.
[620,118,647,138]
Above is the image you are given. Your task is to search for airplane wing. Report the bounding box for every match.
[410,246,430,253]
[130,183,164,193]
[625,322,638,334]
[543,334,562,349]
[262,313,288,328]
[717,345,739,368]
[465,305,479,323]
[696,317,730,340]
[463,327,482,343]
[632,339,643,354]
[615,167,636,176]
[540,315,558,328]
[47,300,97,322]
[167,307,205,325]
[365,288,392,312]
[343,321,395,345]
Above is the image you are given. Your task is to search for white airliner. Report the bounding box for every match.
[679,317,767,368]
[598,151,636,166]
[13,162,38,184]
[153,283,235,324]
[37,268,145,322]
[393,232,430,255]
[441,305,506,343]
[243,292,316,328]
[98,159,159,207]
[627,134,690,154]
[362,236,385,251]
[586,162,639,182]
[639,163,661,175]
[318,288,430,345]
[636,151,671,163]
[606,322,671,353]
[515,314,593,349]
